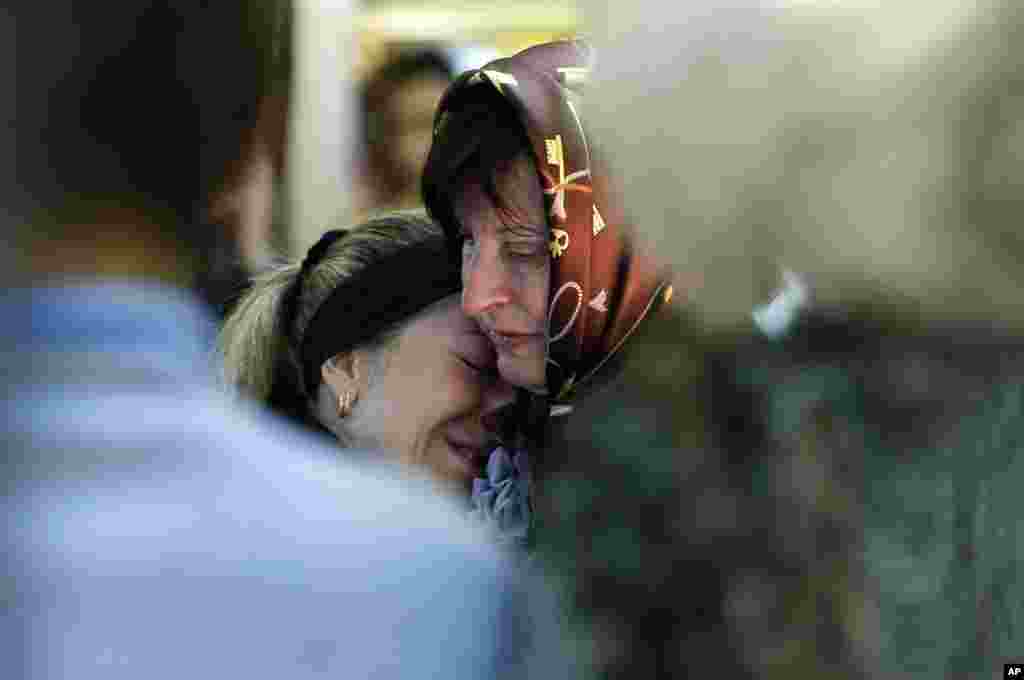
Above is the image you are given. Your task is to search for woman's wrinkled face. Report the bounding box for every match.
[454,154,551,392]
[355,294,515,495]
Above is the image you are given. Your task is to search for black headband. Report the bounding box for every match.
[300,238,462,394]
[280,229,349,347]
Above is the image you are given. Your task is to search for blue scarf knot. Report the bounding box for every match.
[469,446,532,548]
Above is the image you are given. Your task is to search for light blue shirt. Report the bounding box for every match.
[1,282,524,679]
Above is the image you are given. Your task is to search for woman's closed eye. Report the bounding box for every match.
[504,239,545,259]
[508,248,543,260]
[458,355,487,373]
[457,355,500,382]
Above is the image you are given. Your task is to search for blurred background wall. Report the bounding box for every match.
[286,0,579,254]
[288,0,357,256]
[581,0,1024,330]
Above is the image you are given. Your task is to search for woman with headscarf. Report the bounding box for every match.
[422,41,674,544]
[422,40,878,678]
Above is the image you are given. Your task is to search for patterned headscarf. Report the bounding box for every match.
[430,40,673,413]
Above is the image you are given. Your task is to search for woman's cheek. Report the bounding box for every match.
[448,362,479,401]
[456,363,493,414]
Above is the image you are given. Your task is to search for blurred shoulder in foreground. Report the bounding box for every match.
[0,282,529,680]
[538,299,1024,677]
[4,3,538,677]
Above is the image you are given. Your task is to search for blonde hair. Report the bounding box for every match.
[218,211,447,423]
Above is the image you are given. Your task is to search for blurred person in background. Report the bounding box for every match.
[355,47,455,216]
[422,40,672,545]
[5,2,535,678]
[220,212,515,497]
[195,90,289,319]
[193,15,289,321]
[517,0,1024,677]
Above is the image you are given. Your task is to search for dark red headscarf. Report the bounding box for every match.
[431,41,673,413]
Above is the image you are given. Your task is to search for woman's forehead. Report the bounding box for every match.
[455,156,547,232]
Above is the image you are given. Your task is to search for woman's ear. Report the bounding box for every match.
[321,351,361,396]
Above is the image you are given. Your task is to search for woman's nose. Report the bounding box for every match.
[462,250,513,318]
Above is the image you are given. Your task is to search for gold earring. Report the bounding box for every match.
[337,390,358,418]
